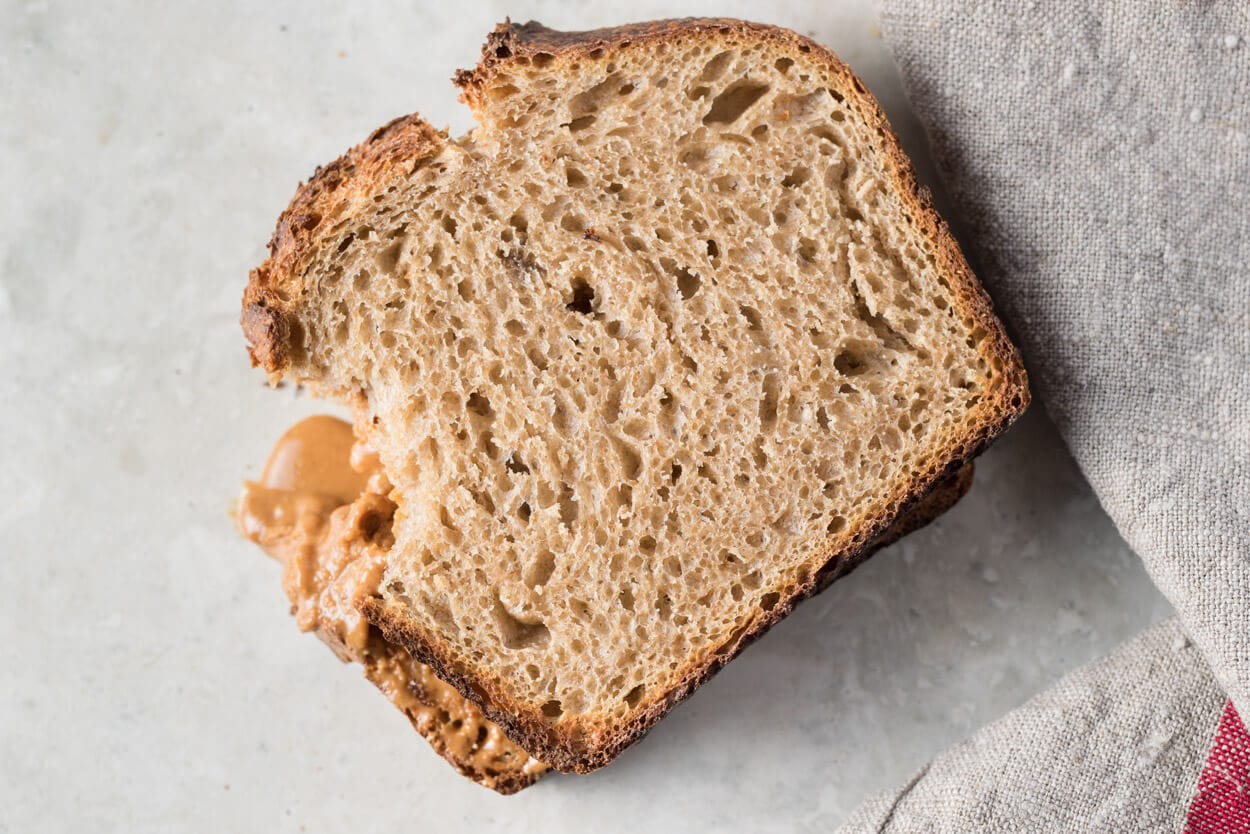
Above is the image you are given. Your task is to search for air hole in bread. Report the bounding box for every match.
[675,267,701,300]
[438,505,463,545]
[466,392,493,420]
[623,684,645,708]
[525,344,549,371]
[704,79,771,125]
[656,593,673,618]
[493,596,550,649]
[525,549,557,588]
[737,304,764,333]
[566,277,595,314]
[797,237,817,263]
[611,436,642,480]
[759,372,781,430]
[471,488,496,514]
[782,166,812,188]
[834,343,878,376]
[700,51,734,82]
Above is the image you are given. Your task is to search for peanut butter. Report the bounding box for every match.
[237,416,546,790]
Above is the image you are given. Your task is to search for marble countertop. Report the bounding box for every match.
[0,1,1171,831]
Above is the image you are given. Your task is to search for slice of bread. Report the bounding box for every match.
[238,415,972,793]
[242,19,1028,773]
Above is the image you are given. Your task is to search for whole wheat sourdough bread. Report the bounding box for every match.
[243,19,1029,773]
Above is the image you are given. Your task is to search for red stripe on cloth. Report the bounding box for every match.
[1185,701,1250,834]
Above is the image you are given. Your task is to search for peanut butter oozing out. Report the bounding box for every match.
[237,416,547,791]
[257,414,370,503]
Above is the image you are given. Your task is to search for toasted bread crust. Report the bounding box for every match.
[242,114,448,378]
[248,18,1029,774]
[862,461,973,551]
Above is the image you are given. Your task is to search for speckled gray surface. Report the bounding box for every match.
[0,2,1170,831]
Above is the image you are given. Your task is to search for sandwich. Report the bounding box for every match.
[239,17,1028,788]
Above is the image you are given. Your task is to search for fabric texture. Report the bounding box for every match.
[877,0,1249,705]
[843,1,1249,830]
[1185,701,1250,834]
[839,620,1224,833]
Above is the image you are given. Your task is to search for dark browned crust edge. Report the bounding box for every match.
[241,114,448,378]
[248,17,1029,774]
[858,461,973,554]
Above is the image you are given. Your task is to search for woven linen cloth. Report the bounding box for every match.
[840,1,1249,829]
[839,619,1224,832]
[874,0,1249,708]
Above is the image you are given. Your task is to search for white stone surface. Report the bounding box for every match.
[0,2,1171,831]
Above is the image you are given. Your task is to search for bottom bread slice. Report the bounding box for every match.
[237,415,547,794]
[236,415,974,792]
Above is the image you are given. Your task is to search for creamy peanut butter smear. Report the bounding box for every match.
[237,415,547,791]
